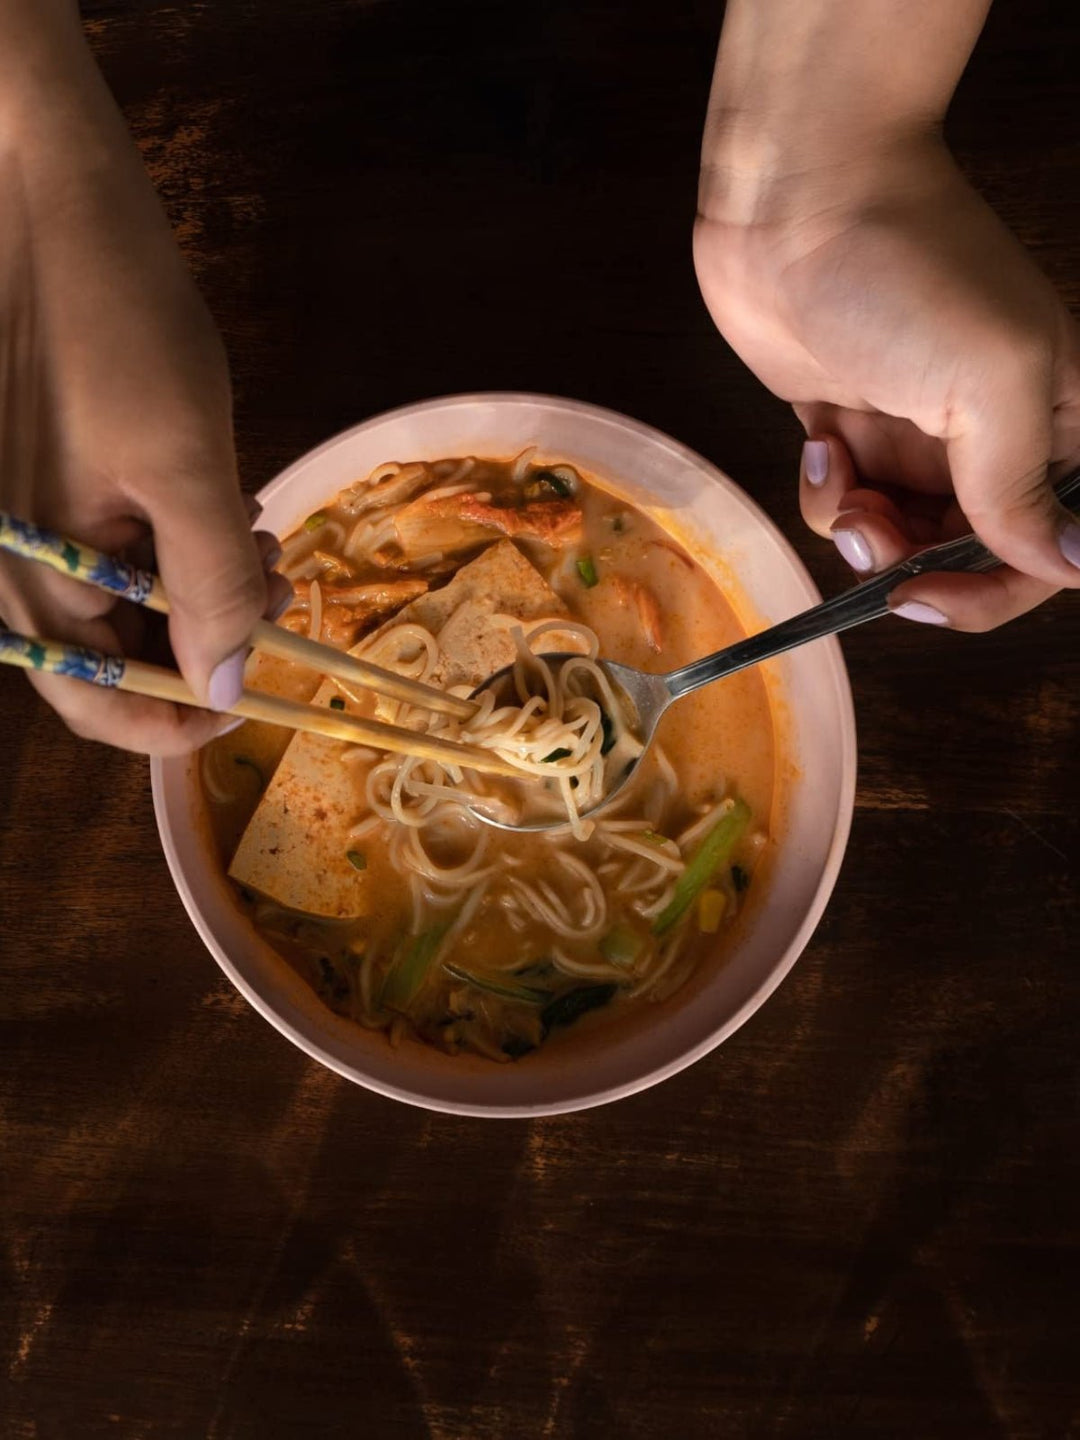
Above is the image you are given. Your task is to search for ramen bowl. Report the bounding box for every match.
[151,393,855,1116]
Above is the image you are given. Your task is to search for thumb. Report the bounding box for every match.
[145,469,268,709]
[946,361,1080,591]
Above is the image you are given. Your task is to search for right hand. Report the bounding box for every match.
[0,22,288,753]
[695,135,1080,631]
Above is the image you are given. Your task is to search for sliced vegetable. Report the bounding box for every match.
[533,468,575,498]
[640,829,672,849]
[502,1036,537,1060]
[731,864,750,893]
[345,850,367,871]
[599,924,647,969]
[653,798,751,935]
[541,983,618,1033]
[316,955,350,1005]
[443,962,549,1005]
[542,746,573,763]
[232,755,265,790]
[697,888,728,934]
[329,696,346,711]
[379,923,450,1014]
[514,960,555,979]
[304,511,328,531]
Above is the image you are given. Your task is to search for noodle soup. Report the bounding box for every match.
[202,455,776,1062]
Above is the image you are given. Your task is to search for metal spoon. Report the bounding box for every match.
[471,467,1080,833]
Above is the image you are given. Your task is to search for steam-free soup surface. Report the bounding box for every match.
[202,455,776,1062]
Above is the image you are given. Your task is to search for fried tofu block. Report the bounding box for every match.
[228,542,568,918]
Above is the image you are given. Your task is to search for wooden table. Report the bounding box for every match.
[2,3,1077,1435]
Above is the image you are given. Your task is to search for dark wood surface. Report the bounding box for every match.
[2,3,1078,1436]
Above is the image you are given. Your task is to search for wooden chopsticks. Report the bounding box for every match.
[0,511,476,720]
[0,511,517,776]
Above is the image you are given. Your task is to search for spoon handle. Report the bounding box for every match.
[665,467,1080,700]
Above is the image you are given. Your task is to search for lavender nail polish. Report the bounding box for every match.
[833,528,874,573]
[803,440,829,487]
[207,647,247,711]
[892,600,949,626]
[1059,522,1080,569]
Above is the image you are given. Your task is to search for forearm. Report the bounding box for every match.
[701,0,992,222]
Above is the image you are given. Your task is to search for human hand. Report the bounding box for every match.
[695,136,1080,630]
[0,19,288,752]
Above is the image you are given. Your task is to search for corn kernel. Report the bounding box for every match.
[698,888,728,933]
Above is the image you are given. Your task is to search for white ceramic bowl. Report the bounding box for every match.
[152,393,856,1116]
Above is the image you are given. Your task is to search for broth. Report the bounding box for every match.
[202,454,776,1061]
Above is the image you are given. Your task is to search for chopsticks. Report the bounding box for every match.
[0,511,518,777]
[0,629,518,775]
[0,511,477,721]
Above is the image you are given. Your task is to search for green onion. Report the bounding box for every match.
[599,925,646,969]
[345,850,367,871]
[443,962,549,1005]
[232,755,265,790]
[576,555,598,588]
[653,799,751,935]
[731,864,750,893]
[542,746,573,763]
[640,830,671,849]
[541,984,618,1033]
[304,511,328,531]
[329,696,346,711]
[379,923,450,1014]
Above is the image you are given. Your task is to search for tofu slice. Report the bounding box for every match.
[229,541,569,918]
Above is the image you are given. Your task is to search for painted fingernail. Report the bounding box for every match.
[262,543,283,571]
[892,600,949,626]
[803,440,829,487]
[833,527,874,573]
[1059,522,1080,569]
[215,715,247,737]
[207,647,247,711]
[266,572,294,621]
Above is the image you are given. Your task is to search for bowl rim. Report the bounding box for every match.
[151,391,857,1116]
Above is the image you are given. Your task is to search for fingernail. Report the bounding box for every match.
[1059,522,1080,569]
[803,440,829,487]
[266,572,294,621]
[892,600,949,626]
[215,715,247,737]
[263,543,283,571]
[833,527,874,573]
[207,647,247,711]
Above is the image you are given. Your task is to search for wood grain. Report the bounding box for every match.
[1,2,1077,1436]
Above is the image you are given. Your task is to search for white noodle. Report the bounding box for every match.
[308,579,323,642]
[510,446,537,482]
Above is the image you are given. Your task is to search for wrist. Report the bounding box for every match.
[700,0,988,228]
[698,99,955,235]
